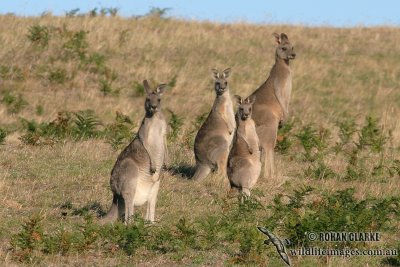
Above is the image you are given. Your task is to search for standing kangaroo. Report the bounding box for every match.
[100,80,168,224]
[227,95,261,196]
[193,68,236,181]
[250,33,296,178]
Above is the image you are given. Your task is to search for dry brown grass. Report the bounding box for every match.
[0,14,399,266]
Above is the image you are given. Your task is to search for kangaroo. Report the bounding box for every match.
[100,80,168,224]
[227,95,261,196]
[193,68,236,181]
[250,32,296,178]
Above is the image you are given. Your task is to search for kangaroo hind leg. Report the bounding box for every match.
[192,164,212,181]
[145,180,160,223]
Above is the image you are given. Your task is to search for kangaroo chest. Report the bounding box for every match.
[215,96,235,130]
[280,72,292,101]
[142,116,167,170]
[225,99,235,128]
[238,123,259,151]
[274,68,292,117]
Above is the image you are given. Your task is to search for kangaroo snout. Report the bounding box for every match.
[290,52,296,59]
[216,81,227,90]
[241,113,249,120]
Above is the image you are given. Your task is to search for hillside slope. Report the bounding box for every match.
[0,15,399,266]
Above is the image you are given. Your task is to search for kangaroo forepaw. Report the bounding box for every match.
[278,120,284,129]
[249,148,253,154]
[150,166,156,174]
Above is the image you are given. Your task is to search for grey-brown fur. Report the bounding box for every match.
[193,68,236,181]
[250,32,296,178]
[100,80,168,224]
[227,95,261,196]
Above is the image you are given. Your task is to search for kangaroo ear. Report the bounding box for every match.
[222,68,231,78]
[273,32,280,44]
[156,84,167,95]
[246,95,256,104]
[211,68,220,79]
[234,95,243,105]
[280,33,289,42]
[143,80,152,94]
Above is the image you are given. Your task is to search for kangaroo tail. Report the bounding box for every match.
[99,194,122,224]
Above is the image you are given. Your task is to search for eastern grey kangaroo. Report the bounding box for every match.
[193,68,236,181]
[250,33,296,178]
[100,80,168,224]
[227,95,261,196]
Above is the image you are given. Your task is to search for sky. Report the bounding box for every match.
[1,0,400,27]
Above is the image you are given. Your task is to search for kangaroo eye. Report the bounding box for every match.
[158,99,161,102]
[282,47,287,51]
[249,108,252,112]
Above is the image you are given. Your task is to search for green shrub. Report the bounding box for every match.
[105,111,135,149]
[357,116,387,153]
[86,52,107,74]
[42,229,76,255]
[99,78,113,95]
[106,215,150,256]
[0,128,6,145]
[9,189,398,264]
[19,132,43,146]
[99,69,118,96]
[265,187,399,247]
[48,67,67,84]
[77,216,99,250]
[2,91,16,106]
[0,65,25,81]
[97,7,119,17]
[100,8,108,16]
[388,159,400,177]
[336,118,357,147]
[35,105,44,116]
[295,124,330,161]
[63,30,89,60]
[168,75,178,88]
[304,160,337,180]
[18,110,110,145]
[147,227,176,253]
[19,112,74,145]
[167,109,184,141]
[108,8,119,17]
[276,119,295,154]
[89,8,98,17]
[1,91,28,114]
[44,111,74,138]
[73,110,102,139]
[146,7,172,18]
[19,119,45,145]
[10,215,44,262]
[65,8,80,17]
[132,81,145,96]
[235,226,265,265]
[27,25,50,48]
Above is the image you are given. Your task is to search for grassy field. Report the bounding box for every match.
[0,13,399,266]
